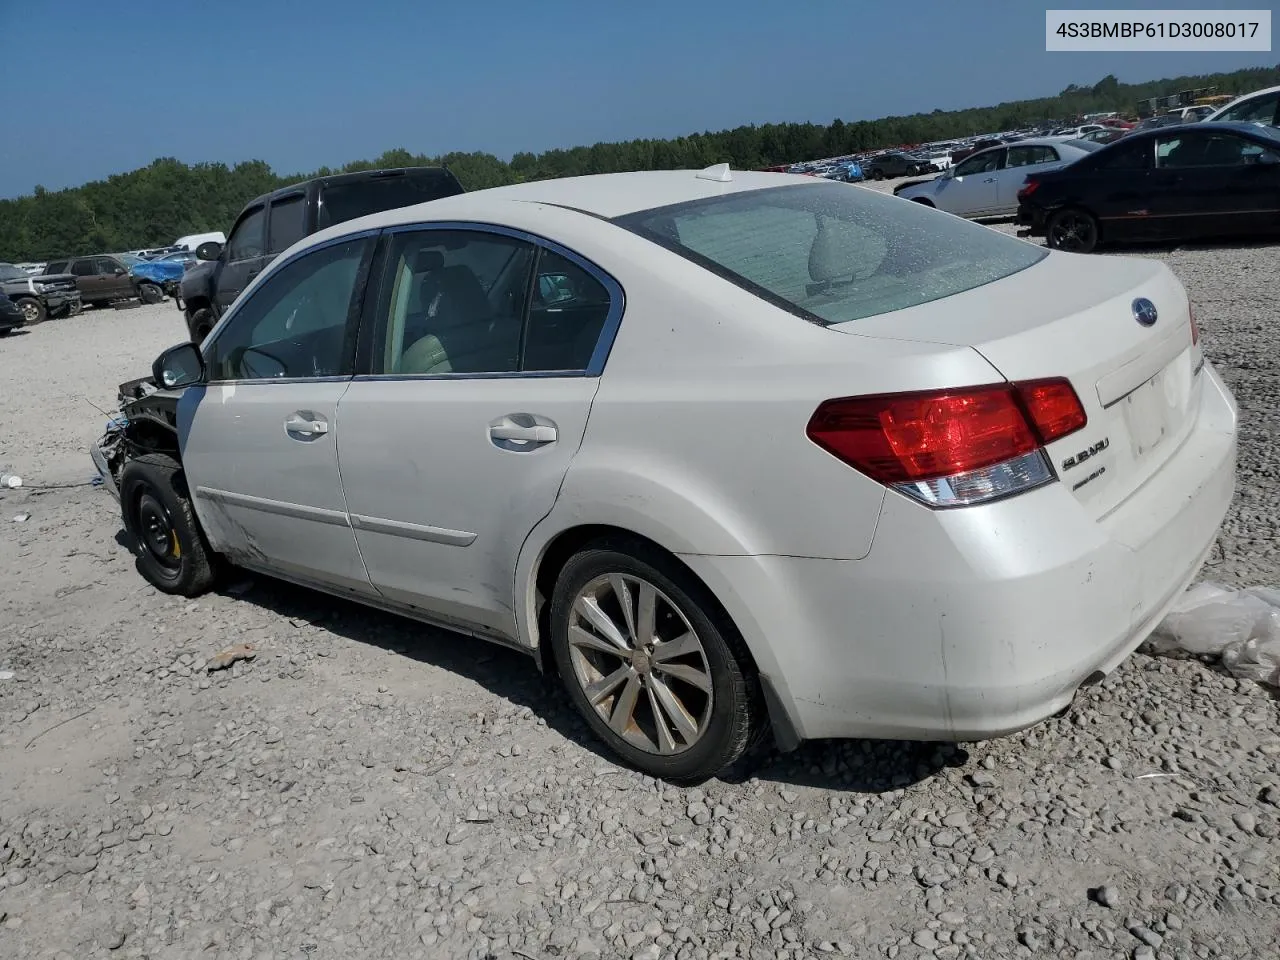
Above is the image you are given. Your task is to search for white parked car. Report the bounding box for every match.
[1208,84,1280,128]
[894,138,1101,218]
[97,166,1237,782]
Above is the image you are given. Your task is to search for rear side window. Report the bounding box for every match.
[1006,145,1057,167]
[71,260,96,277]
[1093,139,1151,171]
[316,173,464,230]
[614,182,1045,325]
[45,261,68,274]
[267,196,307,254]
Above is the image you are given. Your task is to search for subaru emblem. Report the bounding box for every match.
[1132,298,1158,327]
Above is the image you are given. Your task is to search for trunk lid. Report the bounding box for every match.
[834,251,1202,521]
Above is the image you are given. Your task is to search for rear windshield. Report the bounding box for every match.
[614,182,1046,325]
[317,172,465,230]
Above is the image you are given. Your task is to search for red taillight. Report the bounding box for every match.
[806,380,1087,507]
[1017,179,1040,201]
[1017,379,1088,443]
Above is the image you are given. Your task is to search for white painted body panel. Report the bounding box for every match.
[178,381,371,593]
[176,169,1239,747]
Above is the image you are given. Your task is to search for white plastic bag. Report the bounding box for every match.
[1150,582,1280,686]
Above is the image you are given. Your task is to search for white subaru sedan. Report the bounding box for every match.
[99,166,1237,782]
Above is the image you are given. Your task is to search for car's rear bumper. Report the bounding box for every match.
[682,364,1237,745]
[1016,203,1048,234]
[0,312,24,331]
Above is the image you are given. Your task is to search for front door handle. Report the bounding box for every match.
[285,412,329,440]
[983,177,998,183]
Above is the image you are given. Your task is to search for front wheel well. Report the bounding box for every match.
[909,197,935,207]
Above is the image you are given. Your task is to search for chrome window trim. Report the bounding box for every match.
[362,220,626,380]
[202,229,381,385]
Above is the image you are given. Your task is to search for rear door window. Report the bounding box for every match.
[70,259,96,277]
[267,195,307,254]
[316,172,465,230]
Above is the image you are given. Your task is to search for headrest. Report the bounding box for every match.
[413,250,444,273]
[808,217,851,283]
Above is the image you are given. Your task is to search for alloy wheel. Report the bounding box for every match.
[1049,212,1097,252]
[18,300,40,323]
[566,573,713,755]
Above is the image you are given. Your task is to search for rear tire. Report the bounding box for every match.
[548,539,759,784]
[138,282,164,304]
[15,298,45,324]
[1046,207,1100,254]
[119,453,219,596]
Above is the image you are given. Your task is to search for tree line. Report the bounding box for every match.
[1,65,1276,262]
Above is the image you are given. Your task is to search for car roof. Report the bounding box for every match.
[246,165,458,209]
[1127,119,1280,141]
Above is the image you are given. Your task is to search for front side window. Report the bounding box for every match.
[227,206,266,262]
[97,257,124,275]
[45,261,68,274]
[955,151,1001,176]
[371,230,535,376]
[615,182,1045,325]
[1216,92,1280,126]
[206,238,371,381]
[267,196,307,254]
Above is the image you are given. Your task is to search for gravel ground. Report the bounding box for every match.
[1,200,1278,960]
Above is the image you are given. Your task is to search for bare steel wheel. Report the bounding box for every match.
[550,540,759,783]
[567,573,714,755]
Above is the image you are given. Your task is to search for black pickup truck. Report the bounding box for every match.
[179,166,465,341]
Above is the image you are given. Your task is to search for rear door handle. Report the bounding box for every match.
[489,423,556,443]
[285,412,328,440]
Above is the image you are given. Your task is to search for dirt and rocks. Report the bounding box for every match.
[1,211,1278,960]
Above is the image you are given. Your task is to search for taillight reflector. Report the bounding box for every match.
[1017,179,1040,201]
[807,379,1087,507]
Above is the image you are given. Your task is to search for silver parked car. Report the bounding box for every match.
[894,138,1102,218]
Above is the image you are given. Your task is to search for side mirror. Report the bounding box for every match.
[152,341,205,390]
[195,241,223,261]
[1258,151,1280,166]
[113,266,126,275]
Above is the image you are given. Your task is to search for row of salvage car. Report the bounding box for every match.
[893,120,1280,252]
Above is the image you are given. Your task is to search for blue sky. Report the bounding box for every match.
[1,0,1274,197]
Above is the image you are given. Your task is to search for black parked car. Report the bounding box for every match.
[863,152,929,180]
[0,291,25,334]
[180,166,466,341]
[1016,122,1280,253]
